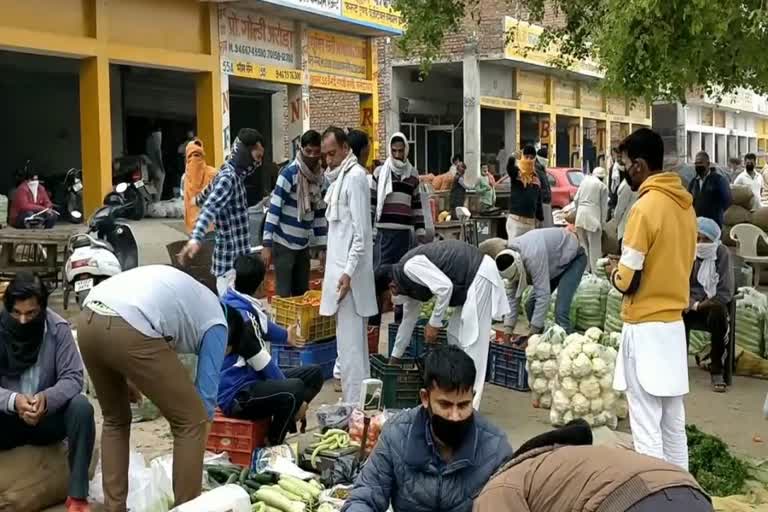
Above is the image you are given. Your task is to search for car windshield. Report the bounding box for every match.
[568,170,584,186]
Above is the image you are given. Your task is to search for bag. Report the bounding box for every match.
[90,449,171,512]
[603,287,624,334]
[571,274,610,331]
[731,185,754,209]
[724,206,752,226]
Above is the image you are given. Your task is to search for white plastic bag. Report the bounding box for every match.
[90,449,171,512]
[171,485,250,512]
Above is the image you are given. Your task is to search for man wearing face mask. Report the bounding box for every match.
[342,346,513,512]
[612,164,638,247]
[319,127,377,404]
[688,151,731,227]
[262,130,327,298]
[734,153,764,211]
[683,218,734,393]
[178,128,265,296]
[607,128,696,470]
[10,172,55,229]
[0,272,95,512]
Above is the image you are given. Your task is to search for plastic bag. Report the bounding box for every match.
[349,409,395,453]
[316,402,357,430]
[90,449,171,512]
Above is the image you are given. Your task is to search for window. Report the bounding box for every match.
[567,170,584,186]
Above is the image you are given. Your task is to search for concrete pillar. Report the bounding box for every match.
[504,110,515,166]
[109,64,124,158]
[79,56,112,217]
[462,42,481,187]
[286,23,311,158]
[676,104,687,163]
[221,73,232,159]
[195,70,224,167]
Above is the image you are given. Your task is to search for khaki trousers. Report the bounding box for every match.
[77,311,207,511]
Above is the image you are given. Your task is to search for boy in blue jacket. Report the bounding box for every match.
[219,253,324,445]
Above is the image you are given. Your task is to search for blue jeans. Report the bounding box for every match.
[526,250,587,333]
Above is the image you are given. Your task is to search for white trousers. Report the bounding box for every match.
[623,343,689,470]
[576,227,603,274]
[336,293,370,404]
[506,215,535,241]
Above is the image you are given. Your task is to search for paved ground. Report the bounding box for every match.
[39,218,768,510]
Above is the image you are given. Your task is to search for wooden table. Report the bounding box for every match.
[0,227,77,289]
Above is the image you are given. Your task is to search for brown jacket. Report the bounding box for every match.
[474,445,706,512]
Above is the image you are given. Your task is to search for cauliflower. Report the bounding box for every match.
[590,398,604,413]
[553,390,570,413]
[562,410,574,424]
[539,393,552,409]
[582,342,601,359]
[563,340,584,360]
[530,360,544,376]
[585,327,603,341]
[547,378,558,392]
[591,357,608,377]
[603,346,618,364]
[597,411,619,429]
[542,360,558,380]
[525,343,537,360]
[528,375,536,389]
[615,397,629,419]
[535,341,552,361]
[579,376,601,399]
[601,390,617,411]
[532,377,549,394]
[549,408,563,426]
[528,334,541,348]
[558,353,573,377]
[571,393,590,415]
[599,373,614,391]
[560,376,579,398]
[545,325,566,345]
[572,353,593,378]
[551,343,562,357]
[564,333,585,346]
[580,413,595,426]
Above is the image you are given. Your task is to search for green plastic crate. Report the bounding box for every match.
[369,354,422,409]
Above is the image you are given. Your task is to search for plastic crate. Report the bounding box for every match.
[486,342,529,391]
[370,354,423,409]
[387,322,447,358]
[272,291,335,344]
[271,338,337,380]
[206,411,270,467]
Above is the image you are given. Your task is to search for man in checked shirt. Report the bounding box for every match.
[178,128,265,296]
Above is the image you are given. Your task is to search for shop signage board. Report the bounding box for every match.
[219,6,298,73]
[342,0,404,31]
[307,29,367,79]
[267,0,342,16]
[222,59,304,85]
[480,96,519,110]
[309,72,373,94]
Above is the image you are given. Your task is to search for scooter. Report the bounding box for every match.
[63,183,139,309]
[62,168,84,223]
[112,156,154,220]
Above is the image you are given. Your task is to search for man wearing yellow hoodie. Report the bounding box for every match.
[608,128,696,471]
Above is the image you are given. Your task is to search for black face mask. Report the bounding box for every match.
[0,308,45,377]
[695,165,708,176]
[747,164,756,172]
[429,406,474,449]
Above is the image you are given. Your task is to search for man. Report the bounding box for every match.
[613,165,638,247]
[145,124,165,201]
[342,346,513,512]
[525,146,552,227]
[727,157,742,184]
[0,273,95,512]
[506,155,543,239]
[369,132,425,339]
[684,217,734,393]
[476,420,712,512]
[448,154,463,176]
[573,166,609,273]
[734,152,763,211]
[78,266,228,509]
[449,161,468,211]
[10,172,56,229]
[178,128,265,296]
[348,129,371,169]
[319,127,377,404]
[482,228,587,336]
[262,130,327,298]
[387,240,509,410]
[496,143,508,175]
[608,128,696,470]
[688,151,732,227]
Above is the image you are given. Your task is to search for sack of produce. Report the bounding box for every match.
[735,287,767,357]
[688,330,712,355]
[603,287,624,333]
[548,327,626,429]
[721,224,737,247]
[724,205,752,226]
[752,207,768,230]
[731,185,754,209]
[571,274,610,332]
[525,325,567,409]
[594,258,610,280]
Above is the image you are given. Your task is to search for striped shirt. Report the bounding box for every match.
[370,166,426,235]
[263,161,328,250]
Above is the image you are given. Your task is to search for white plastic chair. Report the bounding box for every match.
[730,223,768,287]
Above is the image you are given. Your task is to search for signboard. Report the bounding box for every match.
[222,59,304,85]
[267,0,341,16]
[480,96,519,110]
[309,73,373,94]
[307,29,367,79]
[342,0,404,31]
[219,6,297,68]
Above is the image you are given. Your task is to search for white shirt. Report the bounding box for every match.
[84,265,226,354]
[734,170,764,210]
[574,174,609,232]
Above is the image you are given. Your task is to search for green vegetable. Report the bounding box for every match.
[254,488,306,512]
[251,502,266,512]
[239,468,250,484]
[267,485,305,503]
[252,472,277,485]
[280,476,321,499]
[226,472,239,485]
[687,424,749,496]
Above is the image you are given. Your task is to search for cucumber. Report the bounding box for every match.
[252,472,277,485]
[226,473,239,484]
[239,467,250,484]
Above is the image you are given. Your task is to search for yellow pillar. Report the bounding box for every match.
[196,71,224,166]
[359,37,379,167]
[79,56,112,217]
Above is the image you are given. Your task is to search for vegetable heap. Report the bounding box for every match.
[309,429,354,468]
[205,464,328,512]
[686,425,750,497]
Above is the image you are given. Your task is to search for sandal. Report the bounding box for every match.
[711,374,727,393]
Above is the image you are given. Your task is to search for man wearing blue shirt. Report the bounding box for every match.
[220,254,324,444]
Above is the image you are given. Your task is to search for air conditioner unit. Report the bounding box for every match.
[399,98,449,116]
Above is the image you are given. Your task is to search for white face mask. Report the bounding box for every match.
[696,242,718,259]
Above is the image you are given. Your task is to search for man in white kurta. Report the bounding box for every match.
[573,167,609,273]
[388,240,509,410]
[319,128,377,405]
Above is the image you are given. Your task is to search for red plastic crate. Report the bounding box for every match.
[206,411,270,467]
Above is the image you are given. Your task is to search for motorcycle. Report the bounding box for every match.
[63,183,139,309]
[62,168,84,223]
[112,156,155,221]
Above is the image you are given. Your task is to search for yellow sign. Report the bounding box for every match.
[310,72,373,94]
[342,0,403,31]
[480,96,519,110]
[223,59,303,85]
[307,29,367,79]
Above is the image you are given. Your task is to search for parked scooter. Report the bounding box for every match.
[62,168,84,223]
[63,183,139,309]
[112,155,155,220]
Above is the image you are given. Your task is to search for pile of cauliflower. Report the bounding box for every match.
[526,325,628,429]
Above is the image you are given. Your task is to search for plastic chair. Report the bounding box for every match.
[730,223,768,287]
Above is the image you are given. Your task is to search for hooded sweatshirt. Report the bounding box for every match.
[611,172,697,324]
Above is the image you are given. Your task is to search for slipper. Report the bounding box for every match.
[333,379,342,393]
[711,374,727,393]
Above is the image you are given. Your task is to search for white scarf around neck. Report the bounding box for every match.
[324,151,359,222]
[376,132,415,222]
[696,242,719,299]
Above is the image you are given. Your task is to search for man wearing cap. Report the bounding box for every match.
[480,228,587,336]
[386,240,509,410]
[683,217,734,392]
[573,167,609,273]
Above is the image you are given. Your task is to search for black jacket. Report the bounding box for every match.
[535,160,552,204]
[688,170,732,227]
[507,164,544,220]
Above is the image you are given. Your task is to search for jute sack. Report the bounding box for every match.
[724,205,752,226]
[0,443,99,512]
[732,185,754,209]
[752,208,768,230]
